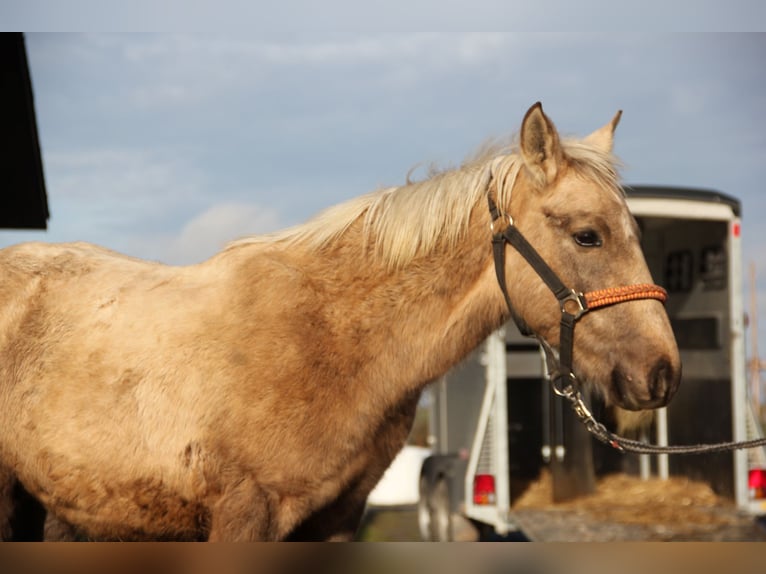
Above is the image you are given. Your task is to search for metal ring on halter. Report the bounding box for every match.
[489,213,513,233]
[559,289,588,320]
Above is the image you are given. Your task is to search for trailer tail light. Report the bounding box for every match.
[473,474,496,505]
[749,469,766,499]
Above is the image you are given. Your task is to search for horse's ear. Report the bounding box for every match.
[583,110,623,153]
[519,102,563,186]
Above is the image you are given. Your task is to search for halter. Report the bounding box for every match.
[486,194,766,455]
[486,195,667,395]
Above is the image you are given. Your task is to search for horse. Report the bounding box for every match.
[0,103,681,541]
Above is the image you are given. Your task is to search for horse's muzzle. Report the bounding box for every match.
[611,356,681,411]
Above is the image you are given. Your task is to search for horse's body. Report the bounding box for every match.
[0,104,680,541]
[0,239,434,540]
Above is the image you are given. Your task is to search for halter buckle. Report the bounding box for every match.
[559,289,588,320]
[490,213,513,233]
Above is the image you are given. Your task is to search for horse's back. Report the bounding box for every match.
[0,241,213,536]
[0,239,153,269]
[0,240,171,356]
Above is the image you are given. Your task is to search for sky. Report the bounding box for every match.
[0,5,765,361]
[2,1,765,33]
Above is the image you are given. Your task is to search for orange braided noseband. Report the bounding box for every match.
[584,283,667,311]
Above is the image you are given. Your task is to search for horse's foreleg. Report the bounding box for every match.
[44,513,80,541]
[206,477,277,542]
[285,484,369,541]
[0,464,13,540]
[0,465,46,541]
[322,502,366,542]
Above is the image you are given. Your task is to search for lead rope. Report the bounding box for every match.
[488,194,766,455]
[554,380,766,455]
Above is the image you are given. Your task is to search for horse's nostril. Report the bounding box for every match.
[610,357,681,410]
[649,357,679,403]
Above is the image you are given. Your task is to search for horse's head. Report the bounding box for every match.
[499,103,681,411]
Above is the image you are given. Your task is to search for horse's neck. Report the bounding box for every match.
[294,207,506,397]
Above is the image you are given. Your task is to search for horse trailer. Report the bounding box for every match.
[418,185,766,541]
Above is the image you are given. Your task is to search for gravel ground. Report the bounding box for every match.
[512,472,766,541]
[357,508,422,541]
[359,472,766,542]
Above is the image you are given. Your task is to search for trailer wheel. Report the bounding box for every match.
[432,478,453,542]
[417,476,434,541]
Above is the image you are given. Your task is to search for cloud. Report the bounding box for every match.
[43,147,207,229]
[79,34,519,111]
[46,148,193,197]
[31,145,285,264]
[159,202,282,265]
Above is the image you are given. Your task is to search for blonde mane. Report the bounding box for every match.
[226,137,622,269]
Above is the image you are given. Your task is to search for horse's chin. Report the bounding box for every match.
[611,407,655,435]
[608,394,668,412]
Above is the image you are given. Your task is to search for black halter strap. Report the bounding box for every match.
[488,195,586,388]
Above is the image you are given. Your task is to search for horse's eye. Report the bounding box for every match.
[573,230,603,248]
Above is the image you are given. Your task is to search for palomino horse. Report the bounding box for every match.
[0,103,680,541]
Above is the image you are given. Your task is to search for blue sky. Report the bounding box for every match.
[0,13,765,358]
[2,1,765,33]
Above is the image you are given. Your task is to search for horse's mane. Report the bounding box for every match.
[225,137,622,269]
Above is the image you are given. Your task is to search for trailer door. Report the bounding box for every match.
[628,191,745,503]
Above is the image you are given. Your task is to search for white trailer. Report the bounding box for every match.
[418,186,766,541]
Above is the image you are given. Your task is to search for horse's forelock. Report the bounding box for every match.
[560,139,624,198]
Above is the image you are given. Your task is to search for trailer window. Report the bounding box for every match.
[700,245,727,291]
[665,250,693,293]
